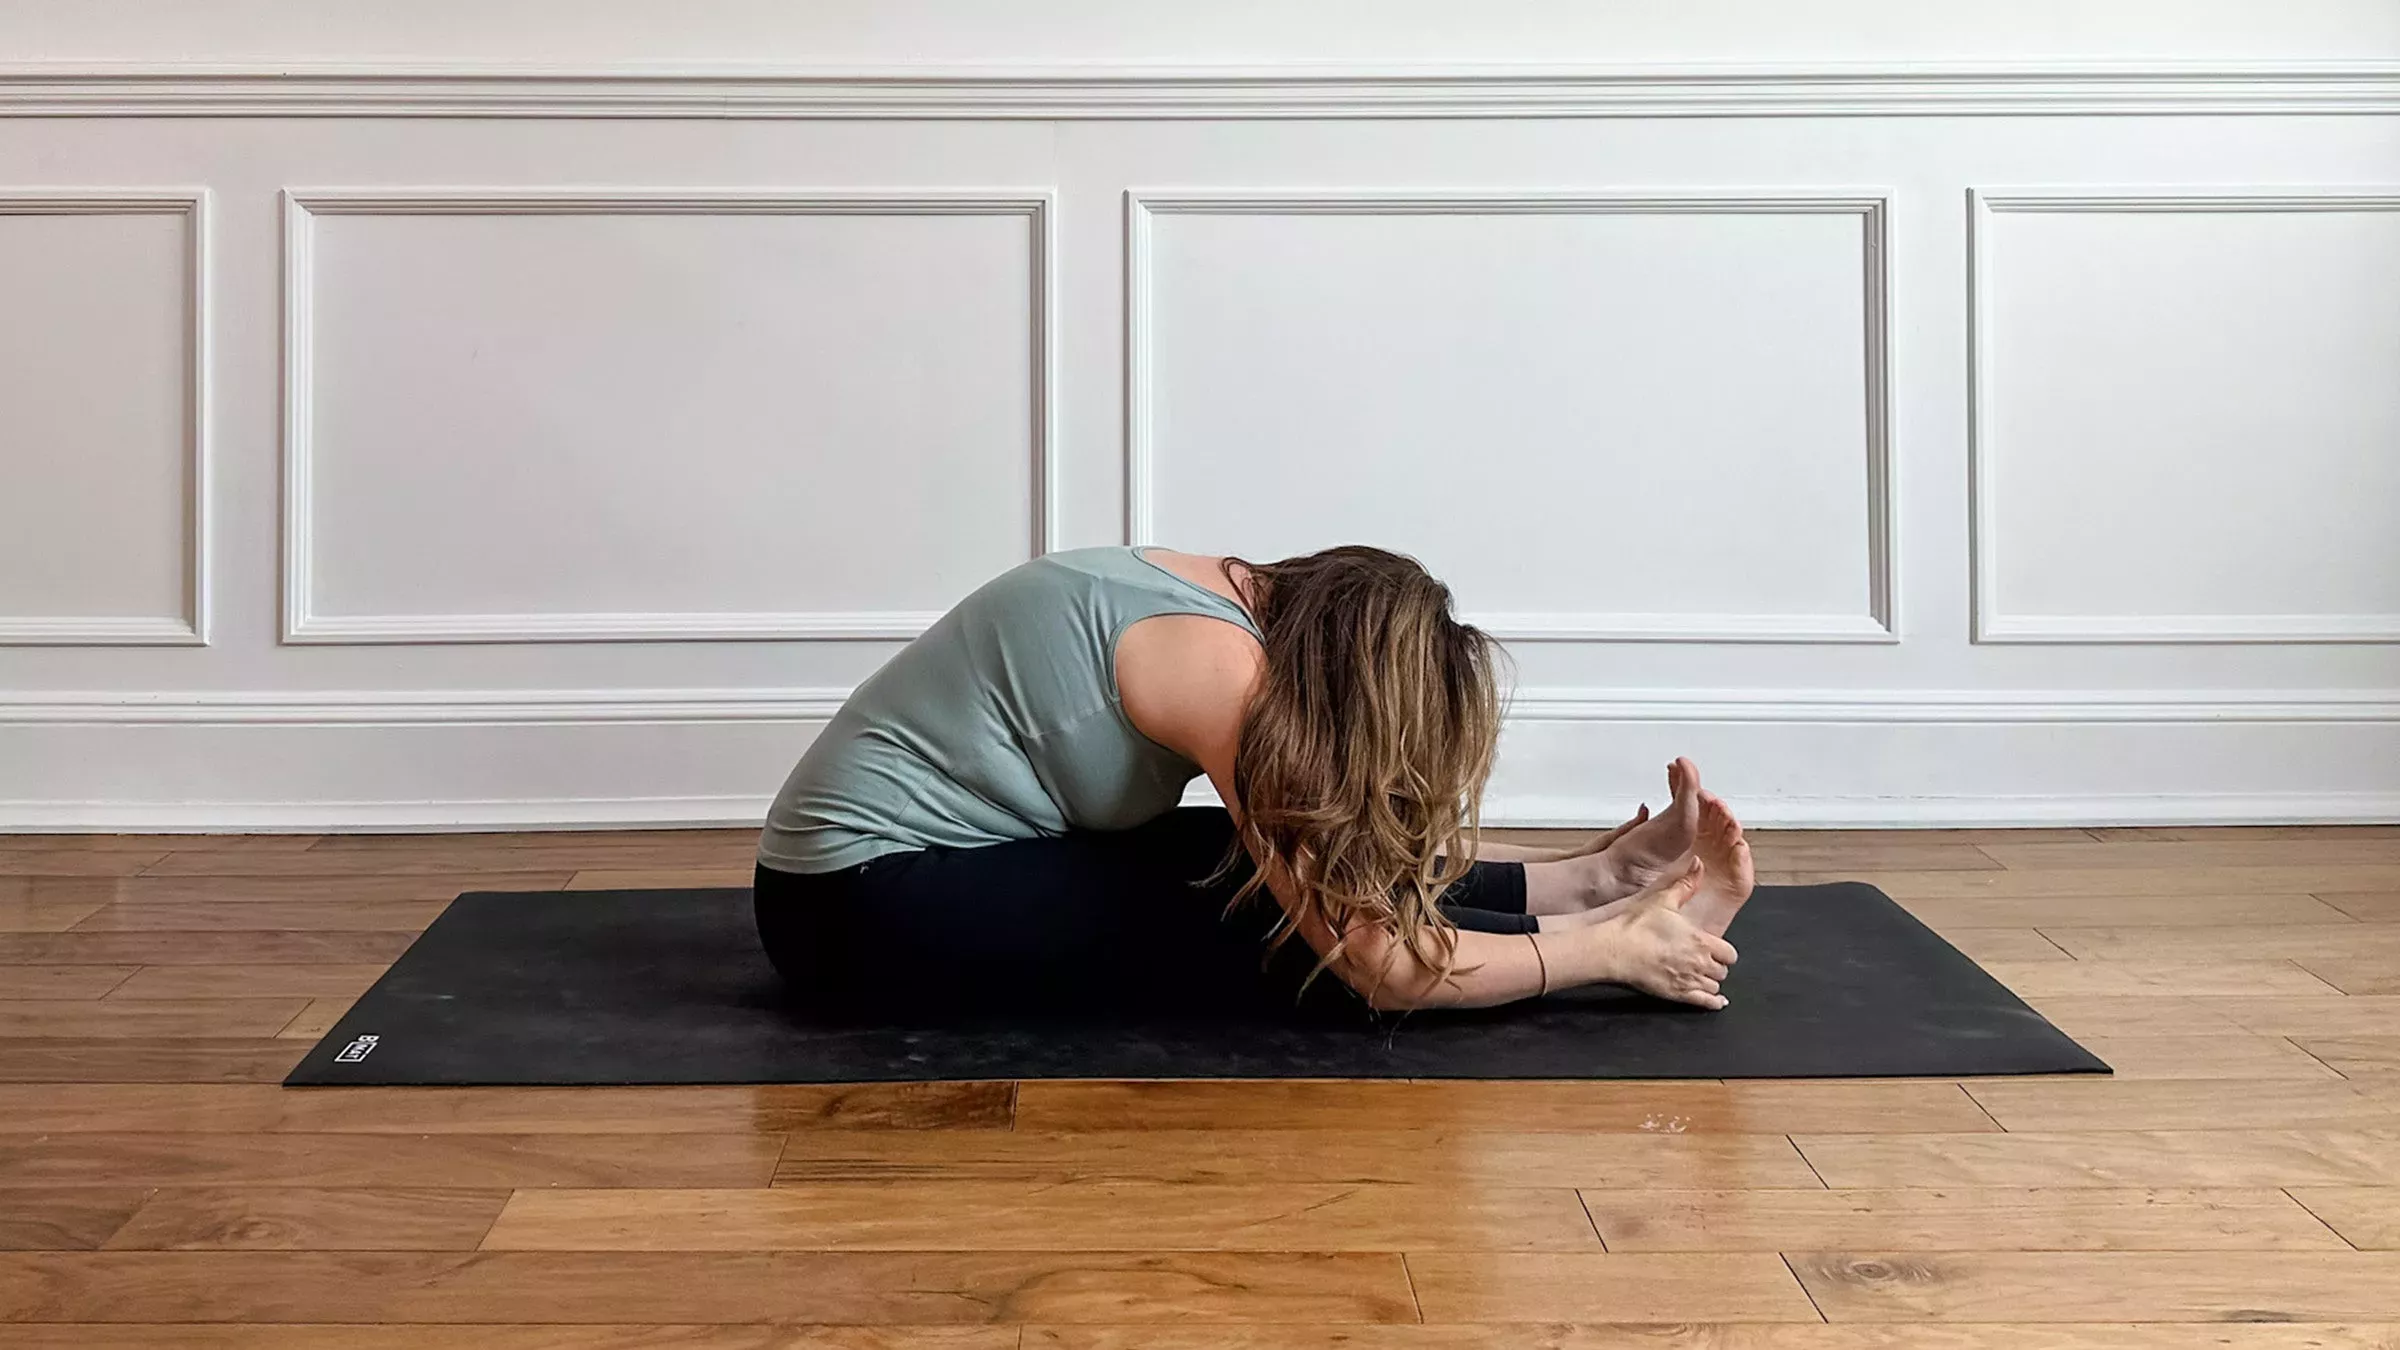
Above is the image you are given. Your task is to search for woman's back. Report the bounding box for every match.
[758,546,1261,874]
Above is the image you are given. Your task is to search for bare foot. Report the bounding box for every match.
[1680,789,1755,940]
[1588,757,1704,900]
[1594,857,1738,1009]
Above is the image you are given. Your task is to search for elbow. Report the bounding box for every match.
[1347,960,1445,1013]
[1320,922,1452,1012]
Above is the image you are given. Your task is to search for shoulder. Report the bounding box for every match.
[1116,612,1263,763]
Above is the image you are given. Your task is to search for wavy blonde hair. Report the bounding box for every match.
[1214,545,1507,999]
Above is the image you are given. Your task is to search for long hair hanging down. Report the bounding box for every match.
[1214,545,1507,1000]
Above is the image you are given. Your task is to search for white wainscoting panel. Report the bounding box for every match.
[1128,191,1893,642]
[0,191,207,645]
[1971,189,2400,643]
[3,24,2399,829]
[283,189,1053,643]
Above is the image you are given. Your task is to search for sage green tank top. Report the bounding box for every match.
[758,546,1263,874]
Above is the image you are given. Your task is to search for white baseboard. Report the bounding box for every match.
[3,686,2396,833]
[1480,793,2400,830]
[5,791,2398,835]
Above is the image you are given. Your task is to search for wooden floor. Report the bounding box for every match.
[3,825,2399,1347]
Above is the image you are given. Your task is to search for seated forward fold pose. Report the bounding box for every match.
[755,545,1754,1016]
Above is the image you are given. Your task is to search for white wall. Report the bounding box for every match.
[4,3,2399,830]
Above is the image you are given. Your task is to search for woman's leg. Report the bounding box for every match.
[1427,855,1536,934]
[754,807,1534,1013]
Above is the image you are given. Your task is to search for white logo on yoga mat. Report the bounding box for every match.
[334,1034,379,1063]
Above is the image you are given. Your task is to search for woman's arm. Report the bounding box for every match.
[1207,755,1727,1011]
[1116,616,1731,1011]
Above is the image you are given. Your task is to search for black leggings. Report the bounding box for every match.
[753,807,1530,1016]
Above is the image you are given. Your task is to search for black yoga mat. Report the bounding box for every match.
[286,882,2106,1085]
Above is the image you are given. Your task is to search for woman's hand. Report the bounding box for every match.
[1587,858,1738,1009]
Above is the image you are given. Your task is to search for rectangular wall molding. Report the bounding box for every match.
[0,189,210,646]
[279,187,1057,644]
[1968,186,2400,645]
[1125,188,1895,643]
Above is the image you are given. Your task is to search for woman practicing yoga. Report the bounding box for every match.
[754,544,1753,1016]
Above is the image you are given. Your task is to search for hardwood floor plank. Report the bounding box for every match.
[275,999,349,1040]
[566,867,754,890]
[2289,1187,2400,1249]
[0,898,111,933]
[0,851,167,877]
[1744,843,2001,872]
[2088,826,2400,843]
[1580,1186,2348,1251]
[5,873,574,905]
[0,1188,150,1250]
[1931,929,2071,962]
[1028,1324,2400,1350]
[2199,997,2400,1038]
[1,1327,1018,1349]
[142,844,753,877]
[1009,1080,1994,1135]
[0,1133,782,1188]
[2019,996,2246,1037]
[2042,925,2400,963]
[2301,960,2400,996]
[776,1130,1835,1188]
[1817,865,2400,900]
[0,965,139,998]
[1404,1251,1819,1322]
[68,899,453,932]
[2068,1034,2344,1080]
[3,1327,1018,1349]
[0,1038,308,1083]
[1795,1130,2400,1188]
[2299,1037,2400,1078]
[1904,893,2354,929]
[485,1182,1602,1252]
[102,1187,508,1251]
[104,964,389,1000]
[0,1085,287,1131]
[1789,1249,2400,1322]
[1963,1079,2400,1132]
[0,1250,1417,1324]
[0,1082,1017,1134]
[1982,960,2342,998]
[1982,840,2400,870]
[1767,828,2103,843]
[0,999,312,1039]
[0,931,423,965]
[0,835,316,854]
[2321,892,2400,922]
